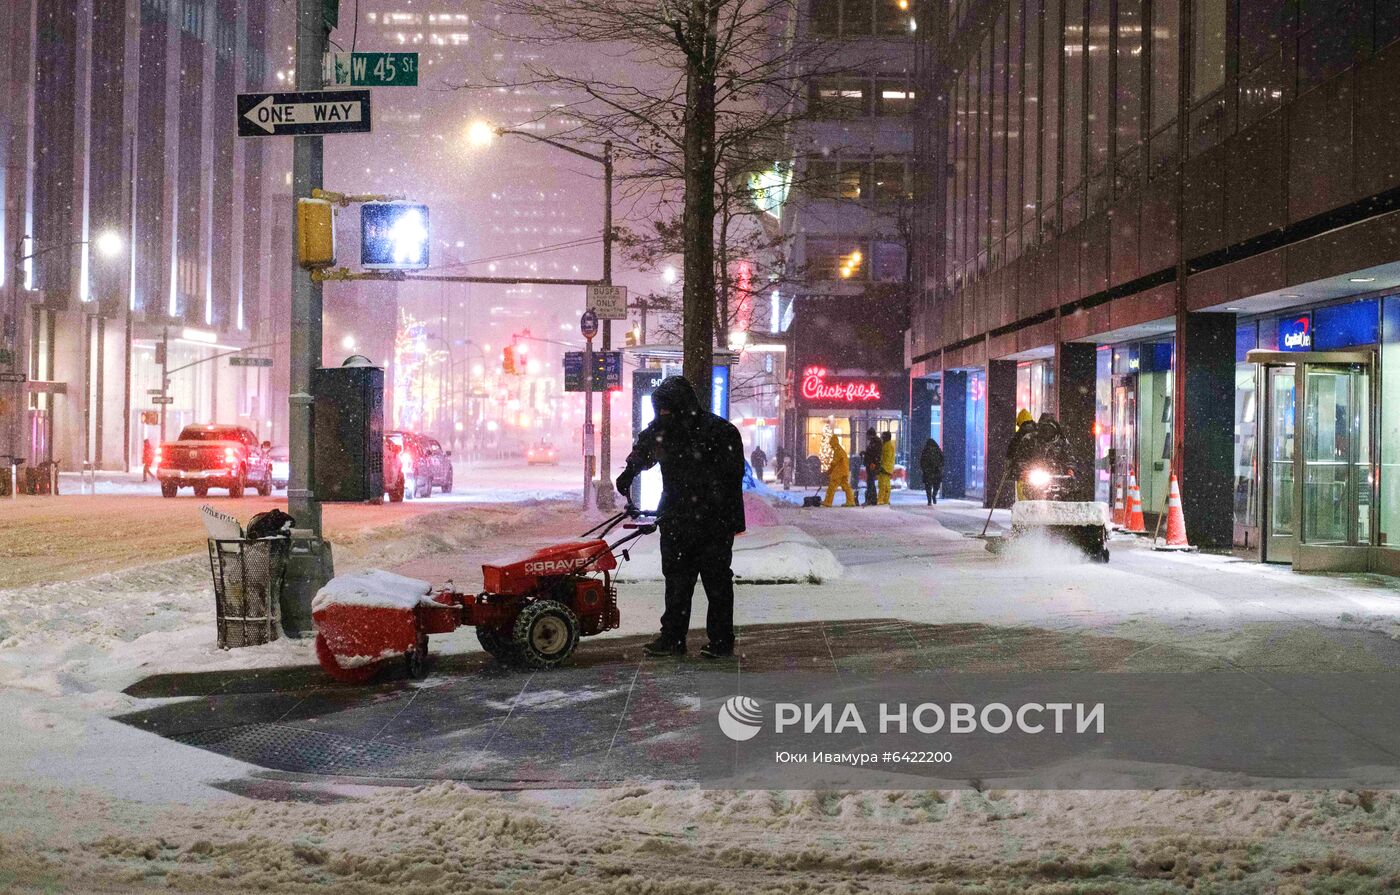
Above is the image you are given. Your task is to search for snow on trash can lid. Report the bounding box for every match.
[312,569,436,613]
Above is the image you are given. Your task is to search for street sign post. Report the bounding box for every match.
[0,372,25,384]
[229,356,274,367]
[237,89,371,137]
[324,52,419,87]
[586,284,627,320]
[152,396,175,405]
[563,351,622,392]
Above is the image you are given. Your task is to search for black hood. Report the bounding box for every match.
[651,375,703,418]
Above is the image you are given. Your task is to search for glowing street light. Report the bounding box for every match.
[465,119,497,148]
[93,229,124,259]
[342,334,357,350]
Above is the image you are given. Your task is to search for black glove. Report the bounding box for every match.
[615,472,634,496]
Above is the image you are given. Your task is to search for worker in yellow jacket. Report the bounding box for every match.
[878,431,895,504]
[823,434,856,507]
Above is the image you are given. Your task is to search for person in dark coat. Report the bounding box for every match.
[141,438,154,482]
[860,428,881,506]
[919,438,944,505]
[616,376,746,658]
[749,445,767,483]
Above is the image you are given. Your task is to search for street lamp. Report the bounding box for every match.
[466,121,616,510]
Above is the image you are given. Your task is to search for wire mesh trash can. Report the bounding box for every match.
[208,538,288,648]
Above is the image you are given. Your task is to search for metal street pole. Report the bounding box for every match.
[597,141,615,510]
[158,327,168,441]
[4,236,22,498]
[583,328,594,512]
[282,0,332,636]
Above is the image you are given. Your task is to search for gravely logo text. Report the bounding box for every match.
[523,558,586,575]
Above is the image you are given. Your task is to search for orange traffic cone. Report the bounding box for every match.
[1124,473,1146,533]
[1152,474,1196,551]
[1112,479,1125,526]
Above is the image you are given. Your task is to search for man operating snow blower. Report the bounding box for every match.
[987,412,1111,562]
[616,375,746,658]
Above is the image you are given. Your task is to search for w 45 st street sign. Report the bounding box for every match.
[324,52,419,87]
[237,89,371,137]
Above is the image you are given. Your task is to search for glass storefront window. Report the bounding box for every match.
[1235,324,1260,531]
[1136,340,1174,514]
[1015,359,1053,419]
[1234,323,1259,533]
[966,368,987,498]
[805,415,853,470]
[1095,346,1112,503]
[1382,297,1400,546]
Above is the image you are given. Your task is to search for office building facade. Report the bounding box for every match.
[909,0,1400,571]
[1,0,288,478]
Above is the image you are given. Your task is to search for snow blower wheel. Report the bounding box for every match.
[512,600,580,669]
[315,633,381,684]
[477,627,519,663]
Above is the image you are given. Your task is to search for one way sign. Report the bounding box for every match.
[237,89,372,137]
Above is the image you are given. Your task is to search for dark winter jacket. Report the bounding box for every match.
[1031,414,1082,481]
[861,439,882,473]
[919,439,944,478]
[617,376,746,535]
[1006,420,1039,479]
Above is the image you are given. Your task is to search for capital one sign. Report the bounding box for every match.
[800,367,883,403]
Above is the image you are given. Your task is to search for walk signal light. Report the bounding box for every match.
[297,198,337,269]
[502,345,517,375]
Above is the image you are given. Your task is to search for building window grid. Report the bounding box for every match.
[802,153,912,204]
[938,0,1400,313]
[810,0,914,38]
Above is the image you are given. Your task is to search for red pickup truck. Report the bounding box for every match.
[155,424,274,498]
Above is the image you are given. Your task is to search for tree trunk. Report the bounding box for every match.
[681,5,717,409]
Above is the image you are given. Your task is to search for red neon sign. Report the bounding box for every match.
[800,367,883,403]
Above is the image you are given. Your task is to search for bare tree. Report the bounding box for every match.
[474,0,855,408]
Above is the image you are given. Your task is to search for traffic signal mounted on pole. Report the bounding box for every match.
[502,345,517,375]
[624,324,641,347]
[297,198,337,269]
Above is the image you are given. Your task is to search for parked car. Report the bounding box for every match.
[526,441,559,465]
[385,431,453,498]
[156,424,273,498]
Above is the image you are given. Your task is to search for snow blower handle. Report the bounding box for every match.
[621,502,657,532]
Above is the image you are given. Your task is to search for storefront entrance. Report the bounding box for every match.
[1250,350,1374,570]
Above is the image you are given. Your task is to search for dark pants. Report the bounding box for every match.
[924,474,942,504]
[659,526,735,647]
[864,467,878,505]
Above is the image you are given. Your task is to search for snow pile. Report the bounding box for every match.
[311,569,435,613]
[617,525,844,584]
[1011,499,1110,528]
[742,492,782,527]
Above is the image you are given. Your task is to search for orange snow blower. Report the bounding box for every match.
[313,507,657,683]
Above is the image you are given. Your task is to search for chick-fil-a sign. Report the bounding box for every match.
[800,367,883,403]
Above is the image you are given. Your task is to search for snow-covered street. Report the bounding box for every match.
[4,471,1400,891]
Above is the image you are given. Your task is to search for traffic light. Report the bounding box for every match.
[360,201,429,270]
[297,198,337,269]
[624,325,641,347]
[502,345,517,375]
